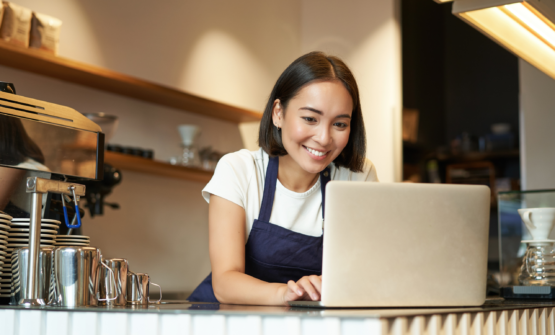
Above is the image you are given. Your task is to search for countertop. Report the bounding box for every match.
[2,298,555,334]
[1,298,554,318]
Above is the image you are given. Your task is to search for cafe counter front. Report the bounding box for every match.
[0,298,554,335]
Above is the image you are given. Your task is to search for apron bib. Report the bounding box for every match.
[188,156,330,302]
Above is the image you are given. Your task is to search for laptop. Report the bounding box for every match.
[289,182,490,308]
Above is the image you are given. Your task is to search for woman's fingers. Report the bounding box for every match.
[284,276,323,303]
[297,276,321,301]
[307,275,322,294]
[288,280,303,296]
[287,280,305,300]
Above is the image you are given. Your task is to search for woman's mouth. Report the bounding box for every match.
[303,145,329,160]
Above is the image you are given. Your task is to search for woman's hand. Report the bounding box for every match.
[281,275,322,303]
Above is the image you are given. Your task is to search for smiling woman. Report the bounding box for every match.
[187,52,379,306]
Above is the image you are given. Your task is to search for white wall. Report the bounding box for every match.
[300,0,403,182]
[519,60,555,190]
[14,0,301,112]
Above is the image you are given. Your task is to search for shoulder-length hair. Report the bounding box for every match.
[258,51,366,172]
[0,115,45,166]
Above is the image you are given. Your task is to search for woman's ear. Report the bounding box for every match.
[271,99,283,129]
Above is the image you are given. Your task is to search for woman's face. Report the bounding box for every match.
[272,80,353,174]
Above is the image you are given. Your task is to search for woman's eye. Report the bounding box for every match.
[302,117,317,122]
[334,122,348,128]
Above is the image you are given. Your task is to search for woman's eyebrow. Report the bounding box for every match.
[299,107,323,115]
[299,107,351,119]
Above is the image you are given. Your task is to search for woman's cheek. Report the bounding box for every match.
[336,130,350,151]
[290,123,310,143]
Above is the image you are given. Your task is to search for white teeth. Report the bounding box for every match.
[306,147,325,157]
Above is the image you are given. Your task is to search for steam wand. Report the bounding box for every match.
[22,177,86,306]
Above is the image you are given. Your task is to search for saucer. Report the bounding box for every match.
[56,243,90,246]
[56,238,90,242]
[0,214,13,221]
[9,233,56,239]
[56,235,90,240]
[10,223,59,229]
[12,219,60,224]
[9,228,58,234]
[7,244,53,248]
[56,239,89,243]
[522,239,555,244]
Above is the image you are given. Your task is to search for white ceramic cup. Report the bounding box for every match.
[518,207,555,240]
[177,125,201,146]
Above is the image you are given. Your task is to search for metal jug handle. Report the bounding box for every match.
[97,260,118,302]
[46,251,60,306]
[46,267,58,305]
[149,281,162,304]
[47,278,60,306]
[126,270,143,304]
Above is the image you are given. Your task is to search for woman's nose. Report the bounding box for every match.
[314,126,332,146]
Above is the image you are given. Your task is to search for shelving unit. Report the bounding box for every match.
[435,150,520,163]
[0,42,262,123]
[105,152,213,183]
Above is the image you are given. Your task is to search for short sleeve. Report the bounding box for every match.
[329,157,379,182]
[201,151,254,208]
[363,158,379,182]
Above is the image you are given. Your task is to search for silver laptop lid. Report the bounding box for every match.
[321,182,490,307]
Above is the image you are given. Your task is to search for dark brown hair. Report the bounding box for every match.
[258,51,366,172]
[0,115,45,165]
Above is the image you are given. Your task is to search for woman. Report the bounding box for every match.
[188,51,378,305]
[0,116,47,212]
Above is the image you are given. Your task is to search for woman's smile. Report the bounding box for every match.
[302,145,330,160]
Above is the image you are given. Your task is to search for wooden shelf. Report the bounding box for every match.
[0,42,262,123]
[435,150,520,162]
[105,152,213,183]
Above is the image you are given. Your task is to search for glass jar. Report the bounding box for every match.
[519,242,555,286]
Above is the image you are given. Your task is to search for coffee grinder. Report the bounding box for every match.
[0,82,105,306]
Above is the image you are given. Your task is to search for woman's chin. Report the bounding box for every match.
[300,160,331,174]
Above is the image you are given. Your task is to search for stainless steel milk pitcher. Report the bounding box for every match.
[99,258,128,306]
[10,247,54,305]
[52,246,117,307]
[126,271,162,305]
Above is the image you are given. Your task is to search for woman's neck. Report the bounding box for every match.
[277,155,320,193]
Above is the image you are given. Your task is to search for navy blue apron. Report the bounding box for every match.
[188,156,331,302]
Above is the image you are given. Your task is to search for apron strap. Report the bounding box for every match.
[258,156,279,222]
[258,156,332,222]
[320,166,331,219]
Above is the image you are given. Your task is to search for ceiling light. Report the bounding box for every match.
[451,0,555,80]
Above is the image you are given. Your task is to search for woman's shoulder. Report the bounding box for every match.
[219,148,266,170]
[202,148,267,204]
[331,157,379,182]
[16,158,50,172]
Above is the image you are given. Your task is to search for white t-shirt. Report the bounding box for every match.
[202,148,379,238]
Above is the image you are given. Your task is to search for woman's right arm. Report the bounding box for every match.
[0,167,25,210]
[208,195,322,305]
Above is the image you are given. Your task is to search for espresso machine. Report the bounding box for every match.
[0,82,105,306]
